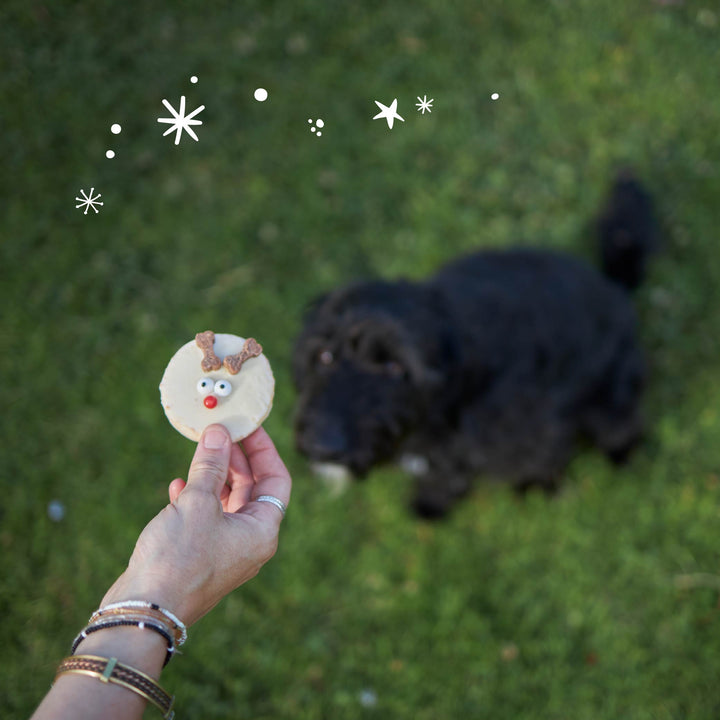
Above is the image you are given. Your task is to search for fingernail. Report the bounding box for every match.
[203,428,228,449]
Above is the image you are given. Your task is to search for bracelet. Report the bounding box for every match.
[93,601,187,645]
[89,606,186,647]
[56,655,175,719]
[72,618,177,667]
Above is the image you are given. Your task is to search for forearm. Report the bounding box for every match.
[30,424,290,719]
[31,626,167,720]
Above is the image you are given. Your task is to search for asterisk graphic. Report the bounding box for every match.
[373,98,405,129]
[75,188,103,214]
[416,95,433,114]
[157,96,205,145]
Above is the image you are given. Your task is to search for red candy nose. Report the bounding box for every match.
[203,395,218,409]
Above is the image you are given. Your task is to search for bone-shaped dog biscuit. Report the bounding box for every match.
[195,330,223,372]
[223,337,263,374]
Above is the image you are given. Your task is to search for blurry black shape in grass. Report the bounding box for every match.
[293,172,657,517]
[597,168,660,291]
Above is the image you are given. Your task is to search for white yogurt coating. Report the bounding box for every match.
[159,333,275,442]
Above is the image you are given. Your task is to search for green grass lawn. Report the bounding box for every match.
[3,1,720,717]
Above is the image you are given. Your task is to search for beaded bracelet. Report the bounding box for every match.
[56,655,175,719]
[72,618,177,667]
[88,606,185,647]
[92,601,187,645]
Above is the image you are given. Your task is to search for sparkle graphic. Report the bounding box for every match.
[308,118,324,136]
[157,96,205,145]
[106,123,122,159]
[373,98,404,129]
[75,188,103,214]
[416,95,433,114]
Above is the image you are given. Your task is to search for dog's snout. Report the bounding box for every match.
[297,417,349,461]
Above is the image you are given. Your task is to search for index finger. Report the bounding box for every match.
[241,426,292,515]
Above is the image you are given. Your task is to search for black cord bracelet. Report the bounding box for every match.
[71,619,176,667]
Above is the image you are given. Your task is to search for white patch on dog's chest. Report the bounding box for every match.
[310,462,352,496]
[399,454,430,476]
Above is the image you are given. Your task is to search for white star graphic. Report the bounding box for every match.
[75,188,103,215]
[416,95,433,114]
[157,96,205,145]
[373,98,405,129]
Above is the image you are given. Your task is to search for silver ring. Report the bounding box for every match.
[255,495,287,517]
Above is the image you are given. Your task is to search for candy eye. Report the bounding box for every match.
[196,378,215,396]
[214,380,233,397]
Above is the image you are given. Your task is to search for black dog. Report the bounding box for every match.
[293,174,658,517]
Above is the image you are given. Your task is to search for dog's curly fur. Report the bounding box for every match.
[293,174,657,516]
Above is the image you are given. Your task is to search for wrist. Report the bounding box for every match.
[101,571,186,622]
[101,569,208,631]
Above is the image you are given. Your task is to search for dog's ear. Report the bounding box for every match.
[400,297,461,392]
[401,346,445,388]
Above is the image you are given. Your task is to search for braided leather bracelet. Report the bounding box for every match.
[56,655,175,719]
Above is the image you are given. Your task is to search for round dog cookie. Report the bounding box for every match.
[160,331,275,442]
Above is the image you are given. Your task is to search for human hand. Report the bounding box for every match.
[101,424,291,627]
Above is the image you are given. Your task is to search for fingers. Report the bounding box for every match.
[224,443,255,513]
[168,478,186,504]
[173,426,257,511]
[178,424,292,524]
[185,424,233,497]
[241,427,292,523]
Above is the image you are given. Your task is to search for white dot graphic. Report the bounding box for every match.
[308,118,324,137]
[190,76,198,84]
[254,88,268,102]
[107,123,121,158]
[491,92,500,100]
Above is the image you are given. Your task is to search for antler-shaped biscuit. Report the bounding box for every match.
[195,331,223,372]
[223,338,263,374]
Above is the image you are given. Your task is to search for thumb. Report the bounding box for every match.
[185,424,232,496]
